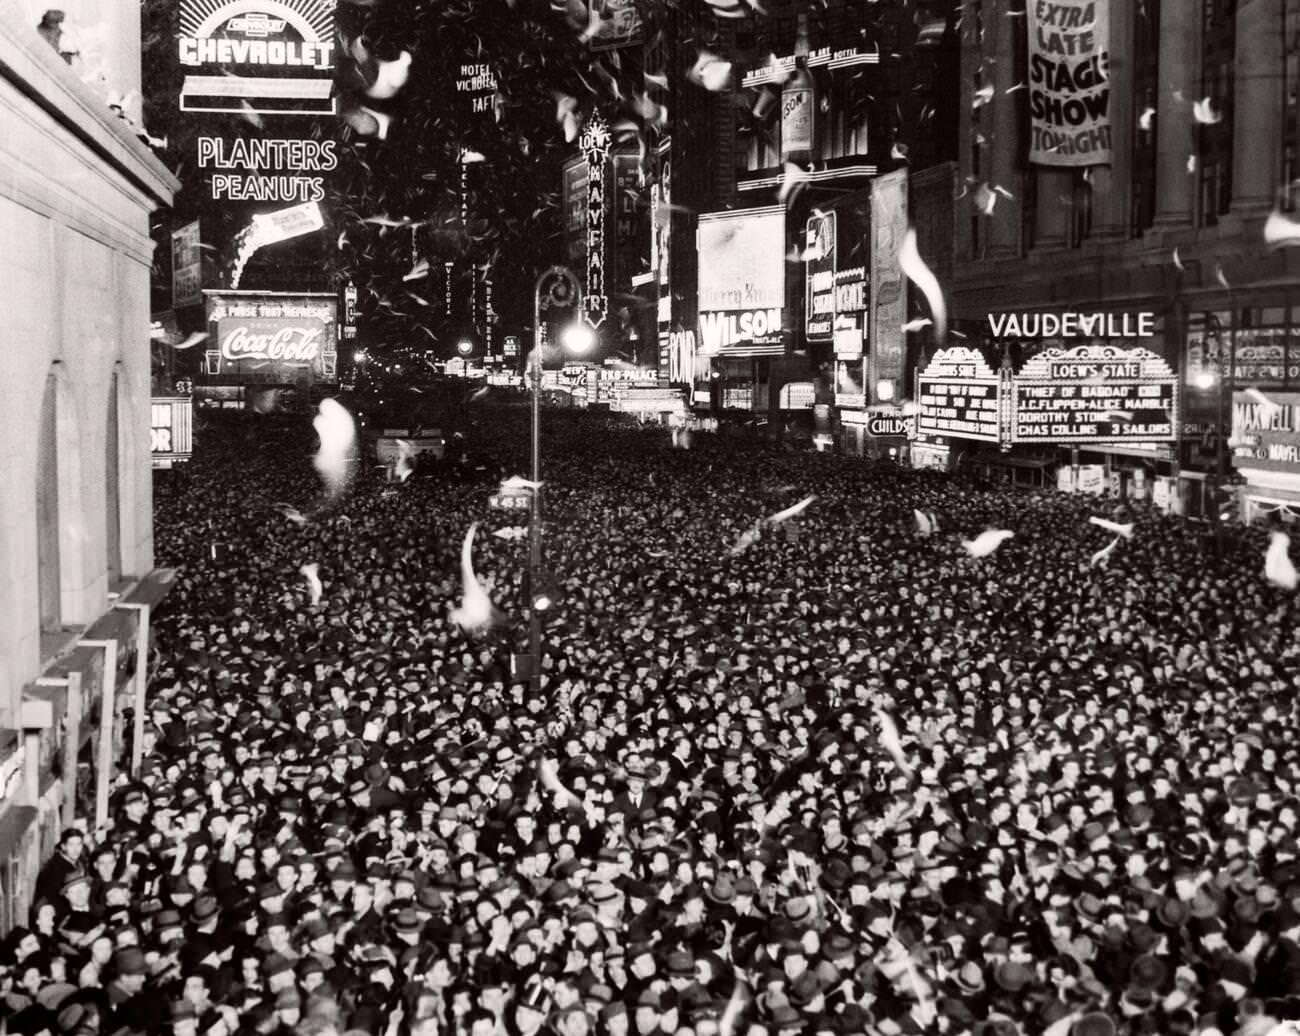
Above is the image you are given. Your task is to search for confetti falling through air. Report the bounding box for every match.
[311,399,358,498]
[1088,517,1134,540]
[1266,532,1298,591]
[450,523,499,633]
[299,563,323,606]
[963,529,1014,558]
[899,229,948,346]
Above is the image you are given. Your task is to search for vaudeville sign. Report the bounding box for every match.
[1010,345,1176,443]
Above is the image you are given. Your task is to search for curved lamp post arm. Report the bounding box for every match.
[526,265,582,696]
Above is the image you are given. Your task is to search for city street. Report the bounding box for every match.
[4,0,1300,1034]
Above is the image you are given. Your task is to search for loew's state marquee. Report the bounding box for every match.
[915,344,1178,448]
[1010,345,1176,443]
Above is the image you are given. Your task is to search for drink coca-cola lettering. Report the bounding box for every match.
[221,324,322,364]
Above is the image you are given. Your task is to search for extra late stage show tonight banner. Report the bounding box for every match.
[1027,0,1112,166]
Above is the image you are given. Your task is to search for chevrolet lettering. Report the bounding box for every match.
[179,37,334,69]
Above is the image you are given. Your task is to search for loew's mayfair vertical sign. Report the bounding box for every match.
[1027,0,1112,166]
[582,116,611,328]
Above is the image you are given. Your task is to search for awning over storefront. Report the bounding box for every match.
[964,450,1056,470]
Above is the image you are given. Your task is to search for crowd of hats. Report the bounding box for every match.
[3,408,1300,1036]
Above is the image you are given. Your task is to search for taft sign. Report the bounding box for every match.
[1027,0,1112,166]
[180,0,336,115]
[218,318,323,365]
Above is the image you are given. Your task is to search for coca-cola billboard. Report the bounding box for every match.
[204,291,337,385]
[218,317,324,366]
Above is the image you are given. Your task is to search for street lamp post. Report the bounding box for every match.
[527,266,589,696]
[1199,314,1230,559]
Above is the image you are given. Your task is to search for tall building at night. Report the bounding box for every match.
[948,0,1300,511]
[0,6,176,928]
[644,0,959,437]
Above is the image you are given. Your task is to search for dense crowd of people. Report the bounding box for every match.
[4,402,1300,1036]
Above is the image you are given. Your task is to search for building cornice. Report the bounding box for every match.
[0,6,179,208]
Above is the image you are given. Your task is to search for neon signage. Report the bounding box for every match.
[581,116,611,327]
[199,137,337,202]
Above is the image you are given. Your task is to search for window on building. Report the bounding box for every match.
[740,118,780,173]
[820,71,871,160]
[1023,165,1038,251]
[1284,0,1300,210]
[37,370,60,631]
[106,370,122,586]
[1130,0,1160,234]
[1198,0,1236,226]
[1068,169,1094,247]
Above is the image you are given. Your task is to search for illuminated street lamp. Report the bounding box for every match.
[560,322,596,356]
[456,338,474,357]
[524,265,587,694]
[1200,315,1230,558]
